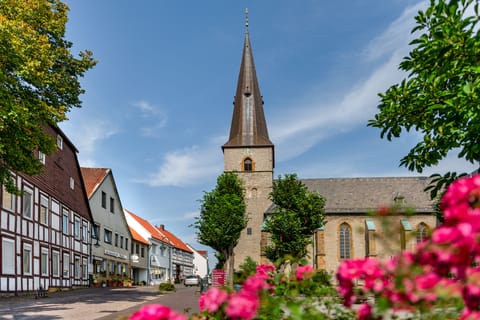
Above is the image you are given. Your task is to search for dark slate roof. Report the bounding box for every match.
[223,27,273,149]
[301,177,435,214]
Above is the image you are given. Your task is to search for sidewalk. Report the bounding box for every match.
[0,284,200,320]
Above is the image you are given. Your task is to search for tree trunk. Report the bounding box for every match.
[225,246,234,287]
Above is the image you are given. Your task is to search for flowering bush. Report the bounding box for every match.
[337,174,480,319]
[130,264,353,319]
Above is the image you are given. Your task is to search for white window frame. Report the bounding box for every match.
[22,187,33,219]
[63,253,70,278]
[70,177,74,190]
[52,250,60,277]
[41,247,49,276]
[2,238,15,274]
[74,217,81,240]
[56,134,63,150]
[40,195,48,225]
[74,257,81,279]
[82,222,88,242]
[62,209,69,234]
[38,151,46,164]
[2,185,15,211]
[82,258,88,279]
[104,229,112,244]
[23,243,32,275]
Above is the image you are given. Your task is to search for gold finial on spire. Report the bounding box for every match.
[245,7,249,31]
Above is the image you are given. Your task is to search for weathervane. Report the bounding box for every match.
[245,7,249,31]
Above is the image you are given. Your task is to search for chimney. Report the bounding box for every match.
[158,224,165,230]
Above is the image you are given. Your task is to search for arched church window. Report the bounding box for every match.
[339,223,352,260]
[416,223,429,244]
[244,158,253,171]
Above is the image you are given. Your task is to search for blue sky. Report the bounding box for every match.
[60,1,477,263]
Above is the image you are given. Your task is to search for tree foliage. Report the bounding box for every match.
[263,174,326,266]
[194,172,247,270]
[368,0,480,198]
[0,0,96,192]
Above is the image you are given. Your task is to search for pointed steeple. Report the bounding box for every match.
[223,9,273,149]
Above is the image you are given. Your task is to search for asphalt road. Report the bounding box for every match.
[0,285,200,320]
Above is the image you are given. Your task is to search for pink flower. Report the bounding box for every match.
[256,264,275,278]
[225,293,259,320]
[357,303,372,320]
[295,265,314,280]
[129,304,187,320]
[242,274,271,294]
[198,287,229,313]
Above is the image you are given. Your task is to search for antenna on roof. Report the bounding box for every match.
[245,7,249,32]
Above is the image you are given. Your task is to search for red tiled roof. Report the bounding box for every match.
[128,225,149,245]
[81,167,109,198]
[124,209,169,244]
[197,250,208,256]
[157,225,193,254]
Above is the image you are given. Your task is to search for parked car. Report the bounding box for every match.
[184,275,200,287]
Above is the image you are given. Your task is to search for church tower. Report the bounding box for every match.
[222,10,274,269]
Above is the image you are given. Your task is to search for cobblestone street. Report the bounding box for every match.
[0,285,200,320]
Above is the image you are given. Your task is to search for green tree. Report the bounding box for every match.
[368,0,480,198]
[193,172,247,284]
[0,0,96,192]
[263,174,326,268]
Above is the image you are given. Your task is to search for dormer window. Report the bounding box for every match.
[244,158,253,171]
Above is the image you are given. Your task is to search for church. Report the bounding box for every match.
[222,13,437,275]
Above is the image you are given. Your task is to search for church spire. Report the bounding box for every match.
[223,9,273,149]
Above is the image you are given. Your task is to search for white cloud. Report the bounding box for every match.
[131,100,168,137]
[60,118,118,167]
[138,143,222,187]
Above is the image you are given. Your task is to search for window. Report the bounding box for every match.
[110,197,114,213]
[247,227,252,235]
[92,224,100,239]
[117,262,122,275]
[101,191,106,209]
[115,233,118,247]
[125,238,129,251]
[70,177,74,190]
[41,248,49,276]
[135,243,139,254]
[2,238,14,274]
[141,246,145,258]
[63,253,70,277]
[22,187,33,219]
[152,244,157,254]
[39,195,48,225]
[56,134,63,149]
[62,209,69,234]
[416,223,429,244]
[74,217,81,239]
[39,151,45,164]
[82,259,88,279]
[104,229,112,244]
[120,236,124,249]
[82,222,88,241]
[2,185,14,211]
[74,257,81,279]
[23,244,32,275]
[339,223,352,260]
[52,251,60,277]
[243,158,253,171]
